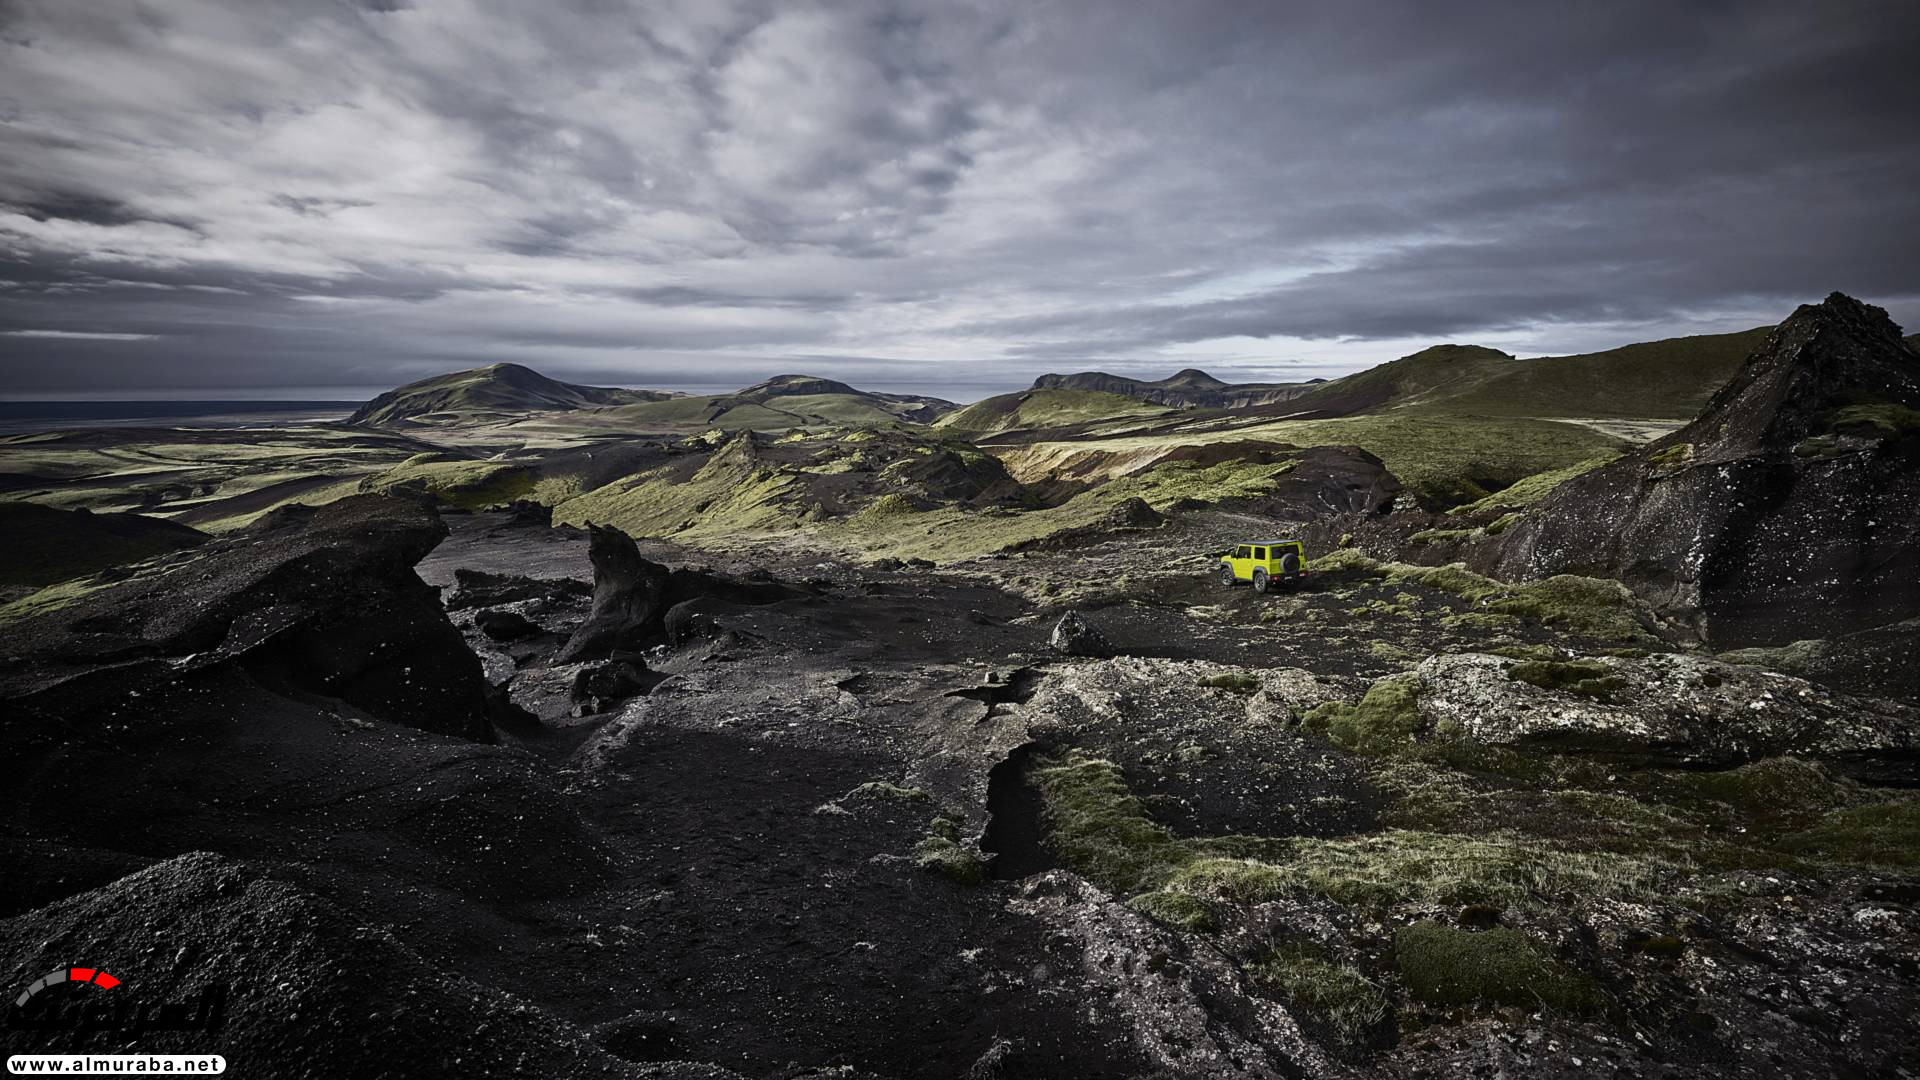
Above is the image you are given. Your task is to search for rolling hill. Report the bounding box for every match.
[348,363,675,427]
[1030,368,1321,408]
[593,374,956,431]
[933,388,1173,437]
[1286,329,1776,420]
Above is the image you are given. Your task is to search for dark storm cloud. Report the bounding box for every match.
[0,0,1916,398]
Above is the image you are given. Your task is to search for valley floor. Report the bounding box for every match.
[13,509,1905,1078]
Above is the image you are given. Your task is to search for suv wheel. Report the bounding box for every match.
[1251,569,1269,594]
[1218,564,1235,587]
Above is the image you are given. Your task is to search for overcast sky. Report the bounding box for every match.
[2,0,1916,400]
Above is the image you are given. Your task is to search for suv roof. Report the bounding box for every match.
[1243,539,1301,546]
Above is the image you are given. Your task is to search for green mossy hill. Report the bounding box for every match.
[1292,328,1769,421]
[349,362,669,426]
[935,388,1171,437]
[601,376,954,431]
[358,454,538,509]
[551,428,1023,546]
[818,452,1304,563]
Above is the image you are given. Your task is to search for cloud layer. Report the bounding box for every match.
[2,0,1917,398]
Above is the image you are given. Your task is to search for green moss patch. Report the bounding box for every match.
[1301,674,1425,754]
[1448,453,1621,516]
[1394,922,1598,1011]
[1505,659,1626,700]
[1197,672,1261,694]
[1827,402,1920,439]
[1647,442,1694,466]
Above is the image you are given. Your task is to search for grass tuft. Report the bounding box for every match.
[911,835,989,885]
[1126,891,1218,934]
[1250,945,1388,1043]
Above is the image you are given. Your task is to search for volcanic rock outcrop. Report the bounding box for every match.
[1493,293,1920,644]
[0,494,498,740]
[1414,652,1919,773]
[554,525,810,663]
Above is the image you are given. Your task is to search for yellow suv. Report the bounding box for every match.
[1218,540,1306,593]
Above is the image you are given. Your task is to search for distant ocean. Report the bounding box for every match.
[0,400,358,436]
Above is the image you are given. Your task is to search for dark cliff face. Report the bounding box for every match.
[1494,293,1920,646]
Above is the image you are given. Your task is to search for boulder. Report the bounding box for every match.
[475,608,541,641]
[0,495,498,740]
[445,567,590,611]
[1102,497,1167,529]
[570,659,657,713]
[1414,651,1919,770]
[1049,611,1113,657]
[1494,293,1920,644]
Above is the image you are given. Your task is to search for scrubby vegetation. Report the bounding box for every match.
[1250,945,1388,1043]
[1309,550,1655,641]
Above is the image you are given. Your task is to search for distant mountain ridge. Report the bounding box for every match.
[725,374,955,423]
[1287,329,1779,420]
[1032,368,1320,408]
[349,363,675,427]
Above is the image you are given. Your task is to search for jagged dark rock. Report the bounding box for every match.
[1494,293,1920,644]
[555,525,811,663]
[554,526,677,662]
[0,494,497,740]
[1049,611,1113,657]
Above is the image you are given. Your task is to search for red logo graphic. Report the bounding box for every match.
[13,968,121,1008]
